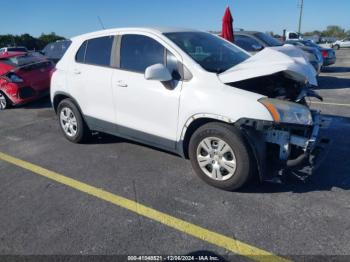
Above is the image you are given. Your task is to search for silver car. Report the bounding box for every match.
[234,31,323,74]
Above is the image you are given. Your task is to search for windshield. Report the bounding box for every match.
[254,32,282,47]
[164,32,249,73]
[43,41,71,59]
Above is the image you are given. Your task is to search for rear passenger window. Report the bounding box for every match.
[76,41,87,63]
[120,35,165,73]
[85,36,114,66]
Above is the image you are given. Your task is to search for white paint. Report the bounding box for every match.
[219,45,318,86]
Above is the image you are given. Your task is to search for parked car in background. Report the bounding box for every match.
[282,42,323,73]
[41,40,72,63]
[285,31,302,41]
[332,38,350,50]
[234,31,283,50]
[285,40,336,66]
[51,27,325,191]
[0,52,54,110]
[234,34,264,54]
[234,31,322,74]
[0,46,28,53]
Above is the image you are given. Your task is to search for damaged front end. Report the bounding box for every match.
[222,47,330,182]
[236,112,330,183]
[231,79,330,182]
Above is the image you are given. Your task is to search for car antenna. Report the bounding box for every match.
[97,16,105,30]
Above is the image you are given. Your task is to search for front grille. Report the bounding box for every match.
[18,86,35,99]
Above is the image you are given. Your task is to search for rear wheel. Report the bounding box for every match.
[0,91,10,110]
[57,98,90,143]
[189,122,255,191]
[333,44,340,50]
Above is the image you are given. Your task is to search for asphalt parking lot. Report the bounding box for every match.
[0,50,350,261]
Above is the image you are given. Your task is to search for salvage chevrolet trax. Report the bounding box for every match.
[51,28,327,191]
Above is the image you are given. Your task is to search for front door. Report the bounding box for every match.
[112,34,183,150]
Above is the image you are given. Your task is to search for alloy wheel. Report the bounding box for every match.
[0,93,7,110]
[60,107,78,137]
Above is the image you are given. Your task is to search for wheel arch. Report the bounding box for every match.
[180,114,264,181]
[53,92,82,114]
[180,114,235,159]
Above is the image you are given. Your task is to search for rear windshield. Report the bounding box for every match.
[42,41,71,59]
[0,54,46,67]
[254,32,283,47]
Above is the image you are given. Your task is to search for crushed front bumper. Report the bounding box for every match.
[264,113,330,181]
[239,111,330,182]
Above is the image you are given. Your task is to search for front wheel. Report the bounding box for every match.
[57,98,90,143]
[333,44,340,50]
[189,123,255,191]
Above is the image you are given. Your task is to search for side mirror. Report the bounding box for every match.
[252,44,263,51]
[145,64,172,82]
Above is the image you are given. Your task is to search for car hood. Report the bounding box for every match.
[219,45,318,86]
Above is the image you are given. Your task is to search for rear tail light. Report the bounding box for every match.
[322,50,329,58]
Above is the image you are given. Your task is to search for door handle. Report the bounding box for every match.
[117,80,128,87]
[73,69,81,75]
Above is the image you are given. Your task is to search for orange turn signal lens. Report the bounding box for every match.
[260,100,281,122]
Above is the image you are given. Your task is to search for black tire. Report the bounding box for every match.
[0,91,11,110]
[188,122,255,191]
[333,44,340,50]
[57,98,90,143]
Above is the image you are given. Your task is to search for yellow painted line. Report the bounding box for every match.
[0,152,291,262]
[310,101,350,107]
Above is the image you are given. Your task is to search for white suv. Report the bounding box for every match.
[51,27,326,191]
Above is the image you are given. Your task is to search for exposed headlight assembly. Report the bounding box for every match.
[259,98,313,125]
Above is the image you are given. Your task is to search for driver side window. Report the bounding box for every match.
[120,34,164,73]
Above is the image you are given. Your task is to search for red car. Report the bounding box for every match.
[0,51,54,110]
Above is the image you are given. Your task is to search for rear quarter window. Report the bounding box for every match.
[75,41,87,63]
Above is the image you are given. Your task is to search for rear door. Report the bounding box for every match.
[69,35,116,125]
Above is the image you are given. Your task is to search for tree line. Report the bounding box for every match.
[303,25,349,39]
[0,33,66,51]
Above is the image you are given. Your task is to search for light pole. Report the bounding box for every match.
[298,0,304,35]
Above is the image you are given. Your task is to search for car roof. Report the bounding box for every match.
[0,51,27,59]
[234,31,260,35]
[71,27,202,40]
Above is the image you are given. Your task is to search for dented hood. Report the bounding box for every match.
[219,45,318,86]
